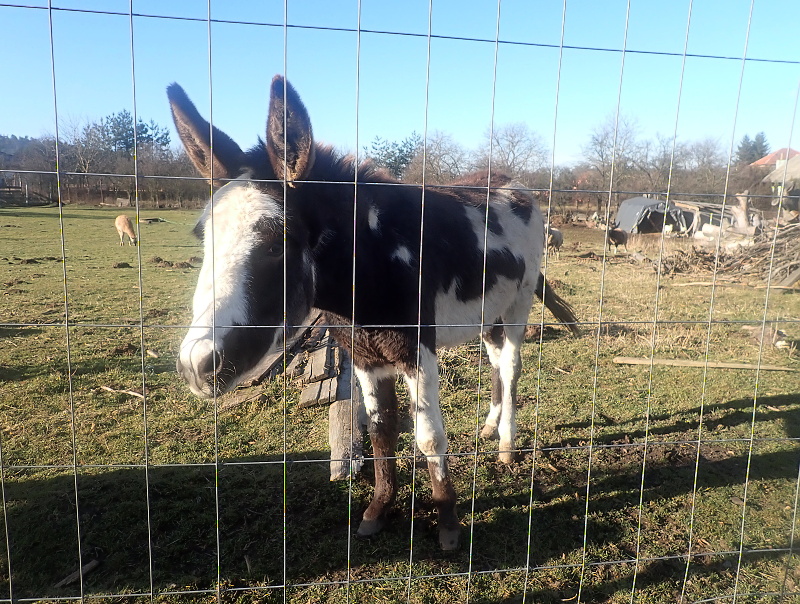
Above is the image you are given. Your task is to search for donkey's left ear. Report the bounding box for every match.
[265,75,315,186]
[167,83,245,182]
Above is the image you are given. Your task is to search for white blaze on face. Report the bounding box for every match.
[178,176,282,396]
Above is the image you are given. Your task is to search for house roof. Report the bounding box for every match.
[750,148,800,167]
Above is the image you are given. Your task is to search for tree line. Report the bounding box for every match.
[0,108,774,211]
[0,111,206,207]
[364,118,774,214]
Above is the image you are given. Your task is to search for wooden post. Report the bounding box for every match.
[328,348,366,481]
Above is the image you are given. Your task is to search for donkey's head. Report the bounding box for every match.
[171,76,317,398]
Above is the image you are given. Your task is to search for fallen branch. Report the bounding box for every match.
[613,356,797,372]
[99,385,145,399]
[54,559,100,588]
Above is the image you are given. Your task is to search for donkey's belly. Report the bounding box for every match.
[433,274,532,348]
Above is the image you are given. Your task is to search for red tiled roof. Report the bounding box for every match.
[751,148,800,166]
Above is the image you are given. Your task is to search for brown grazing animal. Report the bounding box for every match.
[546,225,563,259]
[607,223,628,254]
[115,214,137,246]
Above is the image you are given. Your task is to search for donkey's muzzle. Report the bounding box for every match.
[176,339,224,398]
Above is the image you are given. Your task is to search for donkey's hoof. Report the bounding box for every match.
[357,516,385,538]
[498,444,515,464]
[480,424,497,439]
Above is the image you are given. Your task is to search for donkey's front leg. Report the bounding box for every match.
[403,347,460,550]
[354,366,399,538]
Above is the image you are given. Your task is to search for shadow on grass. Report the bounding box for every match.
[0,326,44,339]
[549,393,800,447]
[474,551,793,604]
[1,396,798,602]
[0,354,149,385]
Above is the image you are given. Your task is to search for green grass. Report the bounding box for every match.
[1,209,799,603]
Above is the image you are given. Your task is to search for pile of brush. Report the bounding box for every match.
[719,223,800,287]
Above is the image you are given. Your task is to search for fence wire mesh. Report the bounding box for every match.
[0,1,799,603]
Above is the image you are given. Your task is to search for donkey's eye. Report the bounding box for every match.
[265,243,284,257]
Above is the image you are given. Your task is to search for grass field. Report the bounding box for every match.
[1,205,799,603]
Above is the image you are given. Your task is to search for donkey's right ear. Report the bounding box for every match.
[265,76,315,186]
[167,83,245,182]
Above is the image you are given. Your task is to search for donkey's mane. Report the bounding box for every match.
[313,144,396,185]
[246,139,394,186]
[449,169,514,189]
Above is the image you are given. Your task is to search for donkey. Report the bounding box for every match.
[171,76,579,550]
[115,214,137,246]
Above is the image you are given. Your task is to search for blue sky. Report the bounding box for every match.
[1,0,799,166]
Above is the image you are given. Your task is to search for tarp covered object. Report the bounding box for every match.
[614,197,688,234]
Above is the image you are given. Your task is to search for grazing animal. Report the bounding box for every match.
[546,225,563,259]
[115,214,138,246]
[607,222,628,254]
[171,76,579,550]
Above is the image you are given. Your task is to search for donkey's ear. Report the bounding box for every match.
[265,76,315,186]
[167,83,245,182]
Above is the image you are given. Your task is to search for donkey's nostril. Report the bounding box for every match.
[198,350,223,380]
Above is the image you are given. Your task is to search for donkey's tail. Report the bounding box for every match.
[535,273,581,337]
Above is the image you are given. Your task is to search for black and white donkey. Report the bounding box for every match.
[172,76,579,550]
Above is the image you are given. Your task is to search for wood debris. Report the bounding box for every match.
[719,223,800,287]
[656,223,800,287]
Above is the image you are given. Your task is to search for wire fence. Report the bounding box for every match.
[1,2,799,603]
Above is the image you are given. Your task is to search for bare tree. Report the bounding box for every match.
[683,137,727,196]
[472,122,548,183]
[582,114,639,192]
[631,134,688,194]
[404,131,467,185]
[59,117,111,200]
